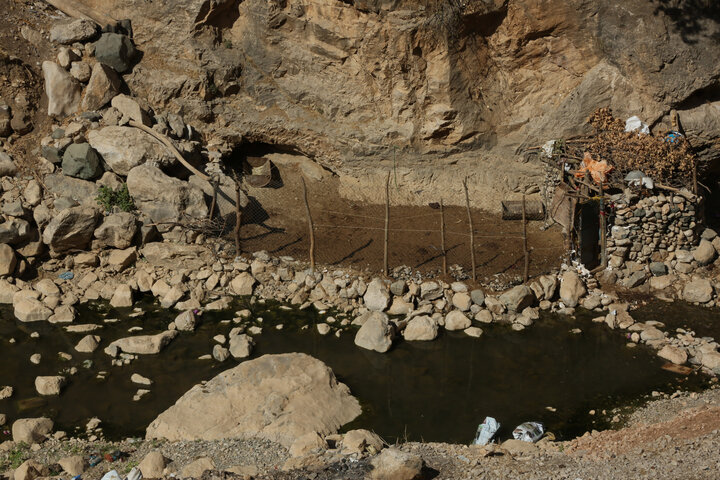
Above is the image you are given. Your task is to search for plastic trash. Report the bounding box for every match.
[624,116,650,135]
[89,455,102,467]
[625,170,654,189]
[126,467,142,480]
[72,476,82,480]
[512,422,545,442]
[59,271,74,280]
[664,131,684,144]
[472,416,500,445]
[542,140,556,158]
[100,471,122,480]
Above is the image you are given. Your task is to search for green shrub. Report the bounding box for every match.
[96,183,135,213]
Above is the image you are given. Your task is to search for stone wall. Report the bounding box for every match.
[604,190,718,287]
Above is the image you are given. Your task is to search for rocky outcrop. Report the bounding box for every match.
[146,353,361,447]
[75,0,720,210]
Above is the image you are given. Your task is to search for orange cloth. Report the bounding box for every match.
[574,152,612,184]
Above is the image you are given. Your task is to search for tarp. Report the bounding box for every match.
[574,152,612,184]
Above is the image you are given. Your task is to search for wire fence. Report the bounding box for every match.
[220,175,565,284]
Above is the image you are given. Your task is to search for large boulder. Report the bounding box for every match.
[146,353,361,447]
[682,278,713,304]
[82,63,122,111]
[94,33,137,73]
[363,278,390,311]
[62,143,103,180]
[12,417,53,443]
[44,173,99,205]
[0,151,17,176]
[403,315,438,341]
[692,240,716,266]
[42,61,82,116]
[559,271,586,307]
[93,212,137,249]
[107,331,178,355]
[14,297,53,322]
[444,310,471,331]
[498,285,535,312]
[126,164,208,225]
[50,19,98,44]
[228,333,254,359]
[0,218,31,245]
[42,206,100,253]
[354,312,393,353]
[88,126,175,175]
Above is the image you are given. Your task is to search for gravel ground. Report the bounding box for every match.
[2,384,720,480]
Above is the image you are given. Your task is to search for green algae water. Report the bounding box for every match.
[0,298,711,444]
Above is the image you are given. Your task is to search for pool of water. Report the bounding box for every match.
[0,297,711,444]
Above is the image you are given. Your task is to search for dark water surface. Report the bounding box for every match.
[0,298,712,444]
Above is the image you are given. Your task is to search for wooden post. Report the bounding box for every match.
[522,194,529,284]
[463,177,476,282]
[233,177,242,255]
[384,172,390,275]
[208,178,218,221]
[302,177,315,272]
[440,199,447,275]
[599,181,607,267]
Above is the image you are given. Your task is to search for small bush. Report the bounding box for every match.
[96,183,135,213]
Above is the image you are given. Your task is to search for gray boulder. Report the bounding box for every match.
[42,206,100,253]
[127,164,208,225]
[62,143,103,180]
[174,310,197,332]
[88,126,175,175]
[50,19,98,44]
[82,63,122,111]
[0,101,10,136]
[0,243,17,276]
[94,33,137,73]
[12,417,53,444]
[692,240,716,266]
[444,310,471,331]
[499,285,535,312]
[682,278,713,304]
[354,312,393,353]
[0,218,31,245]
[111,94,152,126]
[0,151,17,176]
[146,353,361,447]
[44,173,99,204]
[559,271,586,307]
[42,61,82,117]
[228,334,254,359]
[649,262,668,276]
[93,212,137,249]
[403,315,438,341]
[363,278,390,311]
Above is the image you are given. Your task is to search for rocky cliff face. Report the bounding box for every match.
[87,0,720,208]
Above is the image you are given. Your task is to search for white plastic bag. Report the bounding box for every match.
[101,471,122,480]
[473,416,500,445]
[624,116,650,135]
[542,140,557,158]
[512,422,545,442]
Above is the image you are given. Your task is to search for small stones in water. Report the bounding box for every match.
[248,326,262,335]
[0,386,13,400]
[131,373,153,386]
[464,326,483,338]
[128,326,143,332]
[58,352,72,361]
[275,324,284,330]
[213,334,226,344]
[317,323,331,335]
[30,332,40,338]
[212,344,230,362]
[30,353,41,364]
[570,328,582,334]
[133,389,150,401]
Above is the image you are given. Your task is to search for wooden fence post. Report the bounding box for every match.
[233,177,242,255]
[463,177,476,282]
[301,177,315,272]
[384,172,390,275]
[440,199,447,275]
[522,194,529,284]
